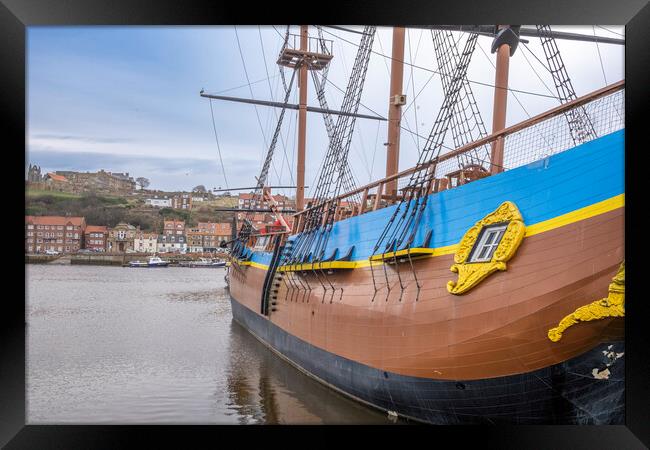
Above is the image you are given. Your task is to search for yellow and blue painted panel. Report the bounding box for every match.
[249,129,624,269]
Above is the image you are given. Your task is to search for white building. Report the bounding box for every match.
[134,232,158,254]
[157,234,187,253]
[145,197,172,208]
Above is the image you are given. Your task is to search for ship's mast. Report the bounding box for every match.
[296,25,308,212]
[489,25,520,174]
[385,27,406,203]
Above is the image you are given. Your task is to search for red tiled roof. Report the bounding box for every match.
[85,225,108,233]
[197,222,231,234]
[189,223,231,235]
[164,220,185,228]
[45,173,68,182]
[26,215,85,226]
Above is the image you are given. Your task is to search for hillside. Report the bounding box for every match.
[25,188,239,232]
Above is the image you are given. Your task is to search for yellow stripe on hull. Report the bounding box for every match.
[234,194,625,272]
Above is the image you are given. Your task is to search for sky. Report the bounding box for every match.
[27,25,624,195]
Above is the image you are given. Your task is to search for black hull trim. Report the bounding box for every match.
[230,297,624,424]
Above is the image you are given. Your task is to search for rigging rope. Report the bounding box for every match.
[208,99,230,190]
[536,25,598,145]
[258,25,295,187]
[234,26,282,184]
[432,30,490,169]
[318,27,559,100]
[232,67,298,257]
[371,32,479,269]
[285,26,376,267]
[592,26,608,86]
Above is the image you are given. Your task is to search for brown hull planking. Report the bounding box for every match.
[229,207,624,381]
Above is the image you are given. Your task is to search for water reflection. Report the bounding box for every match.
[225,320,395,425]
[27,264,396,424]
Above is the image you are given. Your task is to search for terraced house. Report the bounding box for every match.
[186,222,232,253]
[134,231,158,254]
[158,219,187,253]
[84,225,108,252]
[25,215,86,254]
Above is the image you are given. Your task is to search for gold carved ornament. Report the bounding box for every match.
[447,201,526,295]
[547,261,625,342]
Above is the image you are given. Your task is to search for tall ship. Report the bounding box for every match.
[202,25,625,424]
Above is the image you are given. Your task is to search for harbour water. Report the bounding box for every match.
[27,264,394,424]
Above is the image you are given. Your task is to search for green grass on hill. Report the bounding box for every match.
[25,189,81,199]
[25,188,239,231]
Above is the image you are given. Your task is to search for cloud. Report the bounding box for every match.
[27,149,261,192]
[31,133,135,144]
[26,26,624,194]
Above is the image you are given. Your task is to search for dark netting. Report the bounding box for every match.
[500,88,624,171]
[432,88,624,179]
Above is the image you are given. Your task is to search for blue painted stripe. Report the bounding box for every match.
[250,129,623,265]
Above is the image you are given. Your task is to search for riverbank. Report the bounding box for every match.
[25,252,228,267]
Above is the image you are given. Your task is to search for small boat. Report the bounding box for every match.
[128,256,169,268]
[187,258,226,268]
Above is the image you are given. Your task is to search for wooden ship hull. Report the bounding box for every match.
[227,128,625,424]
[203,26,625,424]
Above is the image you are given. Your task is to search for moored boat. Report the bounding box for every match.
[128,256,170,267]
[189,258,226,268]
[204,26,625,424]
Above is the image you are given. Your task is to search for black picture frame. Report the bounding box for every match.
[4,0,648,447]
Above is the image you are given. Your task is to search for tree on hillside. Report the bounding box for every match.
[192,185,206,193]
[136,177,150,189]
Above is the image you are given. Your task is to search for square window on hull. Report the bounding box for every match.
[468,224,508,263]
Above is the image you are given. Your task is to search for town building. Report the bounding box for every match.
[25,215,86,254]
[185,228,205,253]
[272,194,292,209]
[107,222,137,253]
[186,222,232,252]
[145,196,172,208]
[157,234,187,253]
[134,231,159,254]
[163,219,185,237]
[110,172,135,189]
[84,225,108,252]
[55,169,136,194]
[198,222,232,242]
[238,193,293,210]
[43,172,71,191]
[236,212,274,231]
[238,193,261,209]
[172,193,192,210]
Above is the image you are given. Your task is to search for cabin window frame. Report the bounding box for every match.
[468,223,509,263]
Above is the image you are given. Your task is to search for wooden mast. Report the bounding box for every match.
[296,25,308,212]
[385,27,406,203]
[489,25,518,174]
